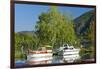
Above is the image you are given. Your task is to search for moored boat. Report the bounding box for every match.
[27,45,53,64]
[58,44,80,56]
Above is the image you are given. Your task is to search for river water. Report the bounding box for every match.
[15,54,94,67]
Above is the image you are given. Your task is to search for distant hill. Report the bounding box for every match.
[16,31,35,36]
[74,10,95,36]
[74,10,95,48]
[17,31,34,34]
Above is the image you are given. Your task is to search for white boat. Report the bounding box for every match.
[59,44,80,62]
[27,53,52,58]
[59,44,80,56]
[27,45,53,64]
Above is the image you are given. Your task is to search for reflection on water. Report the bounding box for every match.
[52,55,64,64]
[15,54,81,67]
[63,54,80,63]
[15,53,95,67]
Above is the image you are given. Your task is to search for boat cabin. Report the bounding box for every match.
[63,44,74,50]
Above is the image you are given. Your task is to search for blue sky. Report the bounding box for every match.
[15,4,94,32]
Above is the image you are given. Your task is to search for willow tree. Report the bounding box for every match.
[35,6,77,49]
[15,32,39,59]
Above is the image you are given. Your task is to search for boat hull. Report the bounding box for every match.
[63,49,80,55]
[27,50,53,64]
[27,53,52,58]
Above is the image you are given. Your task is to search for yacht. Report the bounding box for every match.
[59,44,80,56]
[58,44,80,62]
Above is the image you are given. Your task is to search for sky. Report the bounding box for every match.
[15,4,94,32]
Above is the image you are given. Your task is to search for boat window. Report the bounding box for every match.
[64,45,68,47]
[64,47,68,50]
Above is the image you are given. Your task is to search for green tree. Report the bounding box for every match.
[35,6,78,49]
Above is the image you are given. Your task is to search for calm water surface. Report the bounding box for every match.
[15,54,94,67]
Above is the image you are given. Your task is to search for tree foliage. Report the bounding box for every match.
[35,6,77,48]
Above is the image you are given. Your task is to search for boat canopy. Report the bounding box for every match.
[43,45,52,48]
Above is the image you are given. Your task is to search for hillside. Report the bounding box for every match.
[74,10,95,51]
[74,10,95,36]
